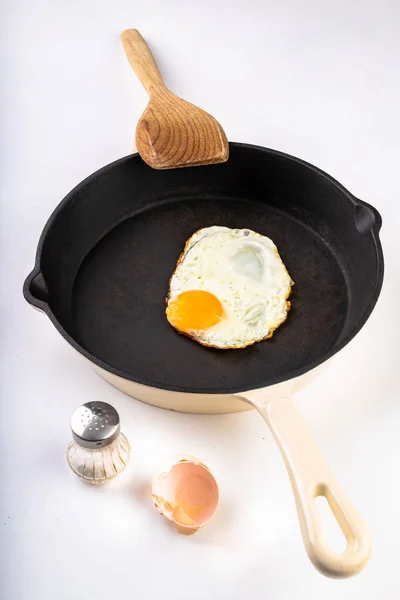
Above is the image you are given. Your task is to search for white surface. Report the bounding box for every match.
[1,1,400,599]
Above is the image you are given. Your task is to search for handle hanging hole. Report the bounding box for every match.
[315,495,348,553]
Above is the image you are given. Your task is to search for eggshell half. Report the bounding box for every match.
[152,455,219,535]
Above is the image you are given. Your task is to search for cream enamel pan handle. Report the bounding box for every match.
[241,396,372,577]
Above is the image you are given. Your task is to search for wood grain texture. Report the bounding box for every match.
[120,29,229,170]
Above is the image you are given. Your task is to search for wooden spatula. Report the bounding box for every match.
[120,29,229,169]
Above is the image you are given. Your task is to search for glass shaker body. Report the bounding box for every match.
[67,432,130,484]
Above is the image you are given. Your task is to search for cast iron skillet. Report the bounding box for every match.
[24,142,384,577]
[24,142,383,394]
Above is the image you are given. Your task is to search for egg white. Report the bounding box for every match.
[167,226,293,349]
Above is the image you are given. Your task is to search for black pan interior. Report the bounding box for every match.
[25,143,383,393]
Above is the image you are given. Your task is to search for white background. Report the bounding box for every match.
[1,1,400,599]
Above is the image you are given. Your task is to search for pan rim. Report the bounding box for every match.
[23,142,384,395]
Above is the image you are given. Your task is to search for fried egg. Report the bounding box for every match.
[166,226,293,349]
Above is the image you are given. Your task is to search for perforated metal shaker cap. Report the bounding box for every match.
[70,401,120,449]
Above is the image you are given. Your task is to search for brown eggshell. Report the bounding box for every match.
[152,455,219,535]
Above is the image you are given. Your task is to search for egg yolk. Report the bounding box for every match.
[167,290,223,332]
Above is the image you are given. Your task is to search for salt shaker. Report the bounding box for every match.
[67,401,130,484]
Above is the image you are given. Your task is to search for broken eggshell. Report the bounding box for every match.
[152,455,219,535]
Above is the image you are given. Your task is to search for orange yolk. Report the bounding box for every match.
[167,290,223,332]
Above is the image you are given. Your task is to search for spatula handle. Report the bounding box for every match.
[120,29,165,94]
